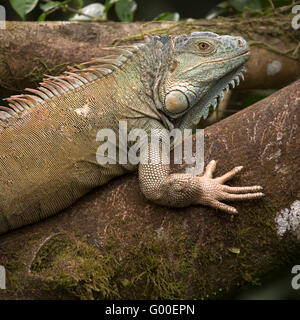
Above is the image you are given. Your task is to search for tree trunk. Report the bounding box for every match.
[0,80,299,300]
[0,16,299,95]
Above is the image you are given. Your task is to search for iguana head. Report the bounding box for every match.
[151,32,250,128]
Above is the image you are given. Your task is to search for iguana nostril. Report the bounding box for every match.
[238,39,244,47]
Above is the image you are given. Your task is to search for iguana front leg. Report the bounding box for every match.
[139,139,264,214]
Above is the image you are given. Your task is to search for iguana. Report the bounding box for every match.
[0,32,264,235]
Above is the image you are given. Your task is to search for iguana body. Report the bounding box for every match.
[0,32,263,235]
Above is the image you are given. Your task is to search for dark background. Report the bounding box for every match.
[0,0,223,21]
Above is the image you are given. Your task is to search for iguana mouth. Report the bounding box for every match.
[199,50,250,65]
[178,65,247,129]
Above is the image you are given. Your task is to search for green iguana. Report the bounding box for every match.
[0,32,264,235]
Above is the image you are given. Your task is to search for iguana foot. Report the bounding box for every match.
[194,160,264,214]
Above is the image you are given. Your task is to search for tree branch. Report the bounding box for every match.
[0,17,299,95]
[0,80,299,299]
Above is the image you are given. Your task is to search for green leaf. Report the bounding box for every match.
[206,7,228,19]
[73,0,83,8]
[115,0,137,22]
[229,0,261,12]
[153,12,180,21]
[216,1,230,8]
[104,0,118,13]
[69,3,106,21]
[206,1,229,19]
[38,12,47,21]
[40,1,63,13]
[9,0,39,20]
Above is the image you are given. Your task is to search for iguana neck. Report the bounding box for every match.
[133,35,175,130]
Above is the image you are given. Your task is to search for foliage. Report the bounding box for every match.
[9,0,292,22]
[153,12,180,22]
[114,0,137,22]
[9,0,39,20]
[69,3,106,21]
[206,0,294,19]
[9,0,180,22]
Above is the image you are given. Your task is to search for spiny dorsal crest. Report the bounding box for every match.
[0,40,159,123]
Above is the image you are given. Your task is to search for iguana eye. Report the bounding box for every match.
[198,42,210,50]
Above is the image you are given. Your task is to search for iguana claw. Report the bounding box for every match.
[195,160,264,214]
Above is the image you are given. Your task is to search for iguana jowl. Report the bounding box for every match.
[0,32,264,235]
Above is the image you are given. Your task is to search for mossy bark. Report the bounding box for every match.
[0,80,299,300]
[0,16,299,96]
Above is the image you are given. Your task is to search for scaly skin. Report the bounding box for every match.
[0,32,263,235]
